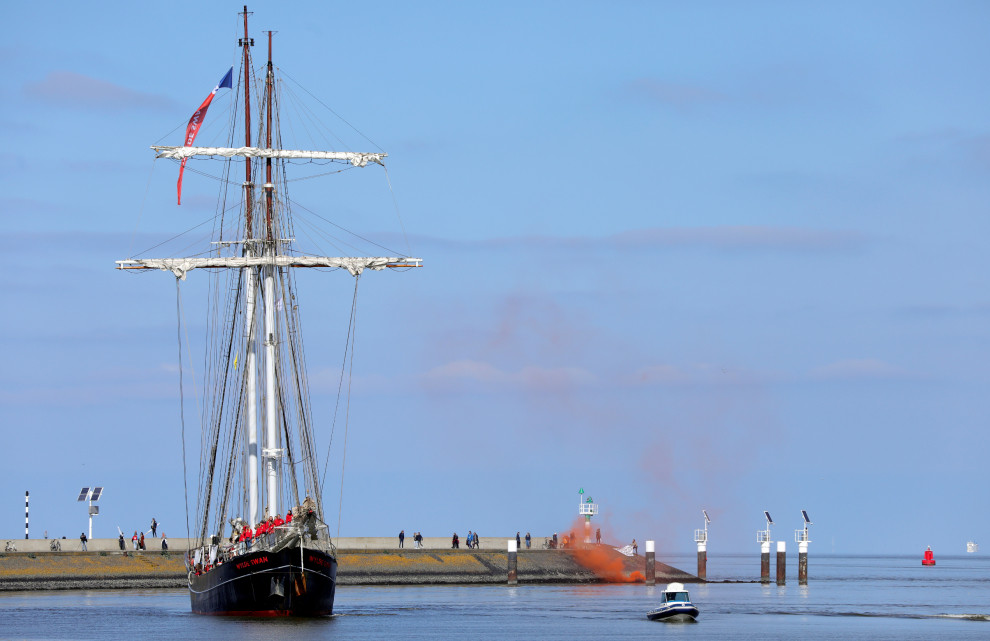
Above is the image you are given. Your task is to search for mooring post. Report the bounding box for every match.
[507,539,518,585]
[776,540,786,585]
[697,539,707,580]
[695,510,709,580]
[760,541,771,582]
[798,540,808,584]
[796,510,812,585]
[759,511,773,583]
[645,540,656,585]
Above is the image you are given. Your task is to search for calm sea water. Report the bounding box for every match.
[2,553,987,640]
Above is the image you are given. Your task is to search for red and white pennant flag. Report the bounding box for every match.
[177,67,233,205]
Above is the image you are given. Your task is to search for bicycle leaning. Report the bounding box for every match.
[4,540,16,553]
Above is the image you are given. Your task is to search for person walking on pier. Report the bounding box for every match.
[79,532,88,552]
[151,518,158,537]
[161,534,168,551]
[132,531,139,550]
[452,532,459,549]
[118,533,125,550]
[399,530,405,548]
[516,532,521,549]
[139,532,146,550]
[525,532,531,549]
[596,528,601,545]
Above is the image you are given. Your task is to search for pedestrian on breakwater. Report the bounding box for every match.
[139,532,146,550]
[452,532,459,548]
[632,539,638,555]
[525,532,531,549]
[596,528,601,545]
[516,532,521,549]
[151,518,157,537]
[399,530,405,548]
[118,533,125,550]
[162,534,168,551]
[79,532,88,551]
[475,532,481,549]
[132,531,139,550]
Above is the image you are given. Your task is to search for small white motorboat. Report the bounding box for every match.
[647,582,699,622]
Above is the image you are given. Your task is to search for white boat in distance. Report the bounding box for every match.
[647,582,699,622]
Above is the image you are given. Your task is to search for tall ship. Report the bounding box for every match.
[117,6,419,616]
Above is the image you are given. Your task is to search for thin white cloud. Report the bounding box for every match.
[390,225,866,253]
[24,71,176,111]
[629,363,771,386]
[625,78,725,109]
[809,358,910,381]
[421,359,596,390]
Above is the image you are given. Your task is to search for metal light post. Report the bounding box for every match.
[77,487,103,539]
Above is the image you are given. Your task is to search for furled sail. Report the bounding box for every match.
[151,146,386,166]
[116,255,421,279]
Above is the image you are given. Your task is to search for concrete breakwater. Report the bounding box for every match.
[0,542,697,591]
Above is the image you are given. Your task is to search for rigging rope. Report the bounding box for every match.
[335,274,360,540]
[382,165,413,260]
[175,279,192,546]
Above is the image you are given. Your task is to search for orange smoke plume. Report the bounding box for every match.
[561,516,644,583]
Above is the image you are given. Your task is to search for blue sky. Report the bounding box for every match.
[2,1,988,556]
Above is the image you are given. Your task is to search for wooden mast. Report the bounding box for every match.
[239,5,260,529]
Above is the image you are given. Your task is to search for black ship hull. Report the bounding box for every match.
[189,546,337,616]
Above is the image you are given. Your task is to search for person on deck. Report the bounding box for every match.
[286,510,293,524]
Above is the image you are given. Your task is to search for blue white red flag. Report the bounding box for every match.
[177,67,233,205]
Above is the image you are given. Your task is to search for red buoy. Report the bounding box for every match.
[922,546,936,566]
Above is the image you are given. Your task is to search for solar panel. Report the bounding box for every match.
[802,510,812,524]
[764,511,773,524]
[90,487,103,501]
[77,487,90,502]
[703,509,711,523]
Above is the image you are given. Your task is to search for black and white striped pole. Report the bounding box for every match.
[25,491,29,539]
